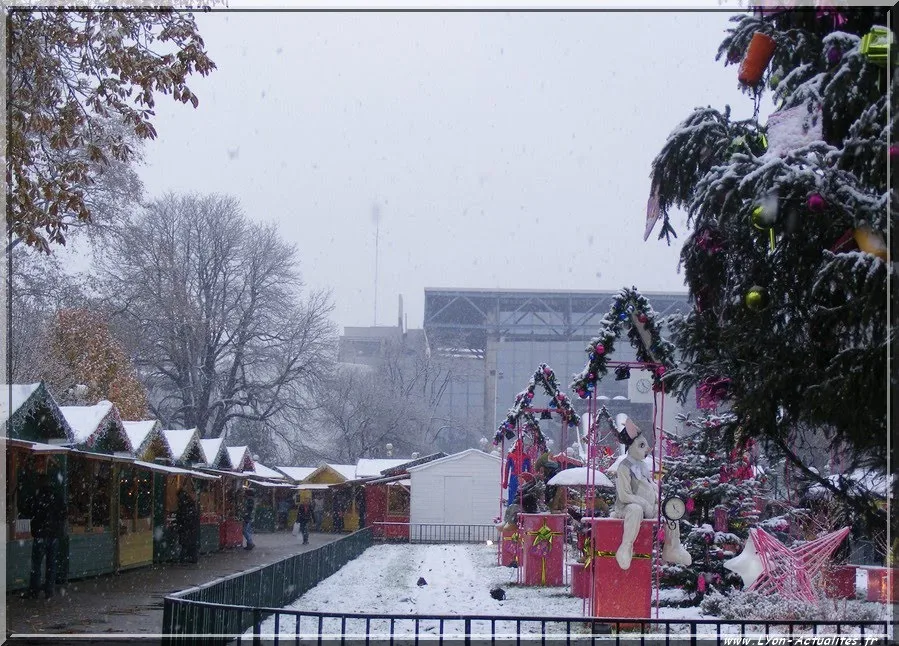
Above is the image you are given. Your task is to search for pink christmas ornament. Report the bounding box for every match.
[686,498,695,513]
[595,343,605,355]
[890,145,899,162]
[543,366,552,376]
[697,575,707,593]
[807,193,826,213]
[637,313,648,324]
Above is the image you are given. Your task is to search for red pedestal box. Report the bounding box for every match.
[823,565,856,600]
[499,526,520,566]
[865,567,897,603]
[520,513,566,586]
[571,562,590,598]
[590,518,656,620]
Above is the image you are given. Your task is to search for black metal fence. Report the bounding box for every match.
[162,603,897,645]
[162,528,372,645]
[411,523,497,544]
[162,526,896,645]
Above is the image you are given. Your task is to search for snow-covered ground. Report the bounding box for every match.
[250,544,891,641]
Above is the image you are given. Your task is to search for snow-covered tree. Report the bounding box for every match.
[648,8,896,522]
[661,414,769,599]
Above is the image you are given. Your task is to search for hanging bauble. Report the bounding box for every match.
[618,312,628,321]
[543,366,552,376]
[830,228,859,254]
[626,304,636,314]
[751,206,776,251]
[738,32,777,86]
[807,193,825,213]
[889,145,899,162]
[637,313,648,324]
[686,497,695,513]
[745,286,770,312]
[853,226,888,261]
[826,45,841,66]
[595,343,605,355]
[859,26,896,67]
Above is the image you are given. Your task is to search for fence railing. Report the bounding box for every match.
[374,521,498,544]
[162,603,897,645]
[162,527,372,645]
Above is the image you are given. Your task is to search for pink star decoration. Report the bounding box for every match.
[732,526,850,602]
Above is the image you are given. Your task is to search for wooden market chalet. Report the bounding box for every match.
[3,381,446,591]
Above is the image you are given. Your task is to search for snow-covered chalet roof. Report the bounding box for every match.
[1,382,74,443]
[326,464,358,481]
[226,446,254,472]
[405,449,500,473]
[59,401,117,445]
[244,462,286,480]
[355,458,410,478]
[274,466,316,482]
[161,428,200,462]
[0,383,41,424]
[122,420,159,454]
[199,437,225,466]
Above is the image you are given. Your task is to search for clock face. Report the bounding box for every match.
[636,379,652,393]
[663,496,686,521]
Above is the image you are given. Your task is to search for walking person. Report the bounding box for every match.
[296,499,311,545]
[312,496,324,532]
[242,488,256,551]
[175,485,200,563]
[25,473,66,599]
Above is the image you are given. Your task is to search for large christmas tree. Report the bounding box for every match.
[648,7,896,524]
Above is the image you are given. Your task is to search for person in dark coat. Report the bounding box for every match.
[26,473,66,599]
[242,488,256,550]
[296,500,311,545]
[175,486,200,563]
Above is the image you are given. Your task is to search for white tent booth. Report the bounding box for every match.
[407,449,501,542]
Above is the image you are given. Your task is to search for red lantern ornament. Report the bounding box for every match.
[739,32,777,86]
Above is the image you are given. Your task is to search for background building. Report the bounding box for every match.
[422,288,696,452]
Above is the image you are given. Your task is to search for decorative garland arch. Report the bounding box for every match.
[493,363,581,446]
[570,286,677,397]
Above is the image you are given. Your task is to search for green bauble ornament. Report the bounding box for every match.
[745,286,770,311]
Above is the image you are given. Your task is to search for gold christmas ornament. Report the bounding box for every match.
[745,286,770,311]
[853,226,888,261]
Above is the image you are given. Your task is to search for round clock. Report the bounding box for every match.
[663,496,687,521]
[636,379,652,393]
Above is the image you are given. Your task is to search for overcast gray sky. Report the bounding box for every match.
[139,10,760,330]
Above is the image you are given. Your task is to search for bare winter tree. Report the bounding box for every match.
[313,364,425,463]
[307,334,480,462]
[97,193,336,439]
